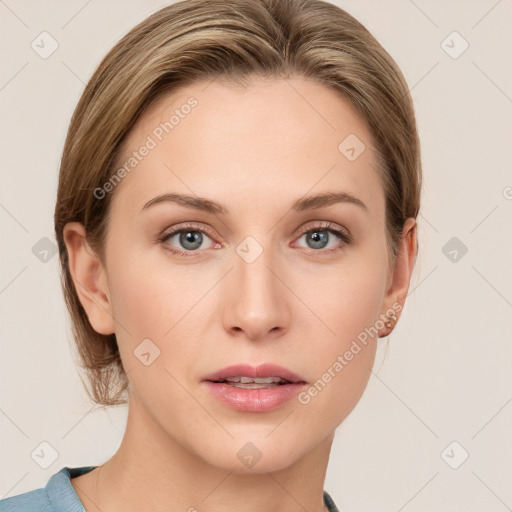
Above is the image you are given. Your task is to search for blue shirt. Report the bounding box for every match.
[0,466,340,511]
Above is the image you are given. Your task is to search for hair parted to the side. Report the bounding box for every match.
[55,0,422,406]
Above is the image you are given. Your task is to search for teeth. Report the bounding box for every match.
[223,376,286,384]
[228,382,281,389]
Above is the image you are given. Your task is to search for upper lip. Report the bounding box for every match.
[202,363,306,383]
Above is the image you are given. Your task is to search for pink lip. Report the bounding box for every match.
[202,363,305,383]
[202,363,307,413]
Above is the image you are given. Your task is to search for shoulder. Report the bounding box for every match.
[0,487,53,512]
[0,466,97,512]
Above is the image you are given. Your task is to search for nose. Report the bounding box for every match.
[222,243,291,341]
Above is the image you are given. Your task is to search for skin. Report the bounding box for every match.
[65,76,417,512]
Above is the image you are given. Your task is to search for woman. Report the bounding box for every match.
[0,0,420,510]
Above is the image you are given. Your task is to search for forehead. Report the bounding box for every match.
[111,76,385,220]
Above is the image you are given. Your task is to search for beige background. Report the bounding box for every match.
[1,1,511,510]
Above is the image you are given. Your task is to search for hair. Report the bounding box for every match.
[54,0,422,406]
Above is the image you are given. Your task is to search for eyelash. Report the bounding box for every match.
[158,221,352,257]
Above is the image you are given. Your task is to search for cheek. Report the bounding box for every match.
[331,267,386,340]
[106,245,199,337]
[296,289,380,433]
[294,249,388,424]
[104,244,215,388]
[298,242,389,345]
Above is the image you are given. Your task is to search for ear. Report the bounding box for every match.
[63,222,115,335]
[378,217,417,337]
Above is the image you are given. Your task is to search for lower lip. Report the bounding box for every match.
[203,381,306,412]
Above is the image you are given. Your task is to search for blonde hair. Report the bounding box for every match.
[55,0,422,406]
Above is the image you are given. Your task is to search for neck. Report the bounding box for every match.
[76,393,334,512]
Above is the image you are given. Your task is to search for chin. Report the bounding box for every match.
[195,432,315,475]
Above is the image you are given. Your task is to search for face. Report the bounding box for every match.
[69,76,413,474]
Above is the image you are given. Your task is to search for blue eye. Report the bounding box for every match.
[159,221,351,257]
[166,230,206,251]
[296,222,352,252]
[300,229,337,250]
[160,224,216,255]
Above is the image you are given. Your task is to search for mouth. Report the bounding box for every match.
[211,376,296,389]
[202,364,307,412]
[202,363,306,386]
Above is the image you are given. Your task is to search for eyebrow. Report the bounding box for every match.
[292,191,368,213]
[141,191,368,214]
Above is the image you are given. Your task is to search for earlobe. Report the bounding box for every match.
[63,222,115,335]
[379,218,418,337]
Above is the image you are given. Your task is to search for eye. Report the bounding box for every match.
[158,221,352,257]
[159,223,219,256]
[294,221,352,252]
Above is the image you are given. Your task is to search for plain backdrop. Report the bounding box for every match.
[1,1,511,511]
